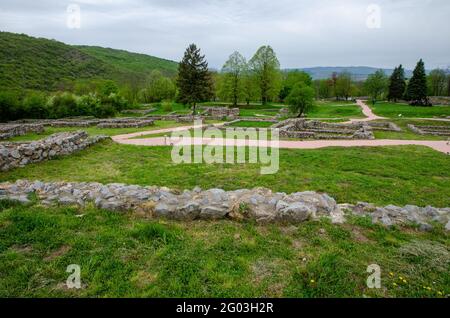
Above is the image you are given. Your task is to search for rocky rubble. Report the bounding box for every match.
[0,180,344,224]
[339,202,450,231]
[0,124,45,140]
[0,132,109,171]
[0,180,448,230]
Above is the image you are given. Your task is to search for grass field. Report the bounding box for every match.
[1,141,449,207]
[305,101,364,119]
[5,121,192,142]
[0,200,448,297]
[373,119,450,140]
[371,102,450,118]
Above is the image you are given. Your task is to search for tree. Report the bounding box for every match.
[176,44,212,113]
[286,83,315,117]
[405,59,430,106]
[314,79,333,99]
[221,51,247,106]
[335,72,353,100]
[387,65,406,102]
[142,70,176,103]
[249,46,281,105]
[365,70,388,104]
[428,68,447,96]
[279,71,312,101]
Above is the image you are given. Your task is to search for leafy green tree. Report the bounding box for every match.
[22,92,48,119]
[428,68,447,96]
[314,79,333,99]
[242,71,259,106]
[176,44,212,114]
[335,72,353,100]
[286,83,315,117]
[142,70,176,103]
[387,65,406,102]
[365,70,388,104]
[221,51,247,106]
[405,59,430,106]
[0,91,20,121]
[249,46,281,105]
[100,80,119,97]
[47,93,78,118]
[280,71,312,101]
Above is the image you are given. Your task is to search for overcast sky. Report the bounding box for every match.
[1,0,449,70]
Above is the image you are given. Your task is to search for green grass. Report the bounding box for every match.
[148,102,192,115]
[371,102,450,118]
[227,121,275,128]
[306,101,364,119]
[239,109,280,117]
[0,200,448,297]
[1,141,449,207]
[5,121,190,142]
[373,119,450,141]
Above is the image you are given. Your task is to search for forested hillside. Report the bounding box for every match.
[0,32,178,91]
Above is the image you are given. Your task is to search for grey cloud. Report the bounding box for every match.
[0,0,449,69]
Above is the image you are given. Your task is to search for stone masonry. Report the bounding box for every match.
[0,124,45,140]
[0,132,109,171]
[1,180,448,231]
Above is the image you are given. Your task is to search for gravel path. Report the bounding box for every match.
[112,101,450,154]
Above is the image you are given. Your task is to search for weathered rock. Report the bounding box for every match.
[0,132,109,171]
[0,180,448,229]
[276,202,312,222]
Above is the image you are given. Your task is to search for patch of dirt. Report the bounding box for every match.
[131,271,158,288]
[11,244,33,254]
[44,245,71,261]
[351,228,371,243]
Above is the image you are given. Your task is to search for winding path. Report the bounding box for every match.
[111,100,450,154]
[345,99,385,123]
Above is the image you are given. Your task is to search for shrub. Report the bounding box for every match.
[47,92,78,118]
[0,91,21,121]
[77,93,101,116]
[161,101,173,112]
[22,92,49,119]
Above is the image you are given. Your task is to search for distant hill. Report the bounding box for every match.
[0,32,178,91]
[76,46,178,77]
[288,66,414,81]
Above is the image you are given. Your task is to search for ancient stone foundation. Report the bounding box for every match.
[274,119,375,140]
[1,180,448,230]
[6,118,155,129]
[0,124,45,140]
[0,132,109,171]
[408,124,450,137]
[201,107,240,120]
[96,119,155,129]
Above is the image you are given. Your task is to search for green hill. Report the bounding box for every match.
[76,46,178,77]
[0,32,178,91]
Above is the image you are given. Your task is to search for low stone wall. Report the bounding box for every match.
[201,107,240,119]
[7,118,155,129]
[274,119,375,140]
[0,124,45,140]
[96,119,155,128]
[0,132,109,171]
[1,180,448,231]
[408,124,450,136]
[367,122,402,132]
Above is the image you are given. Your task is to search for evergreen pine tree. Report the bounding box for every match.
[387,65,406,102]
[176,44,213,114]
[405,59,430,106]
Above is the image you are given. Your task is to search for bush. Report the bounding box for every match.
[161,101,173,112]
[0,91,21,121]
[77,93,101,116]
[47,92,78,118]
[22,92,49,119]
